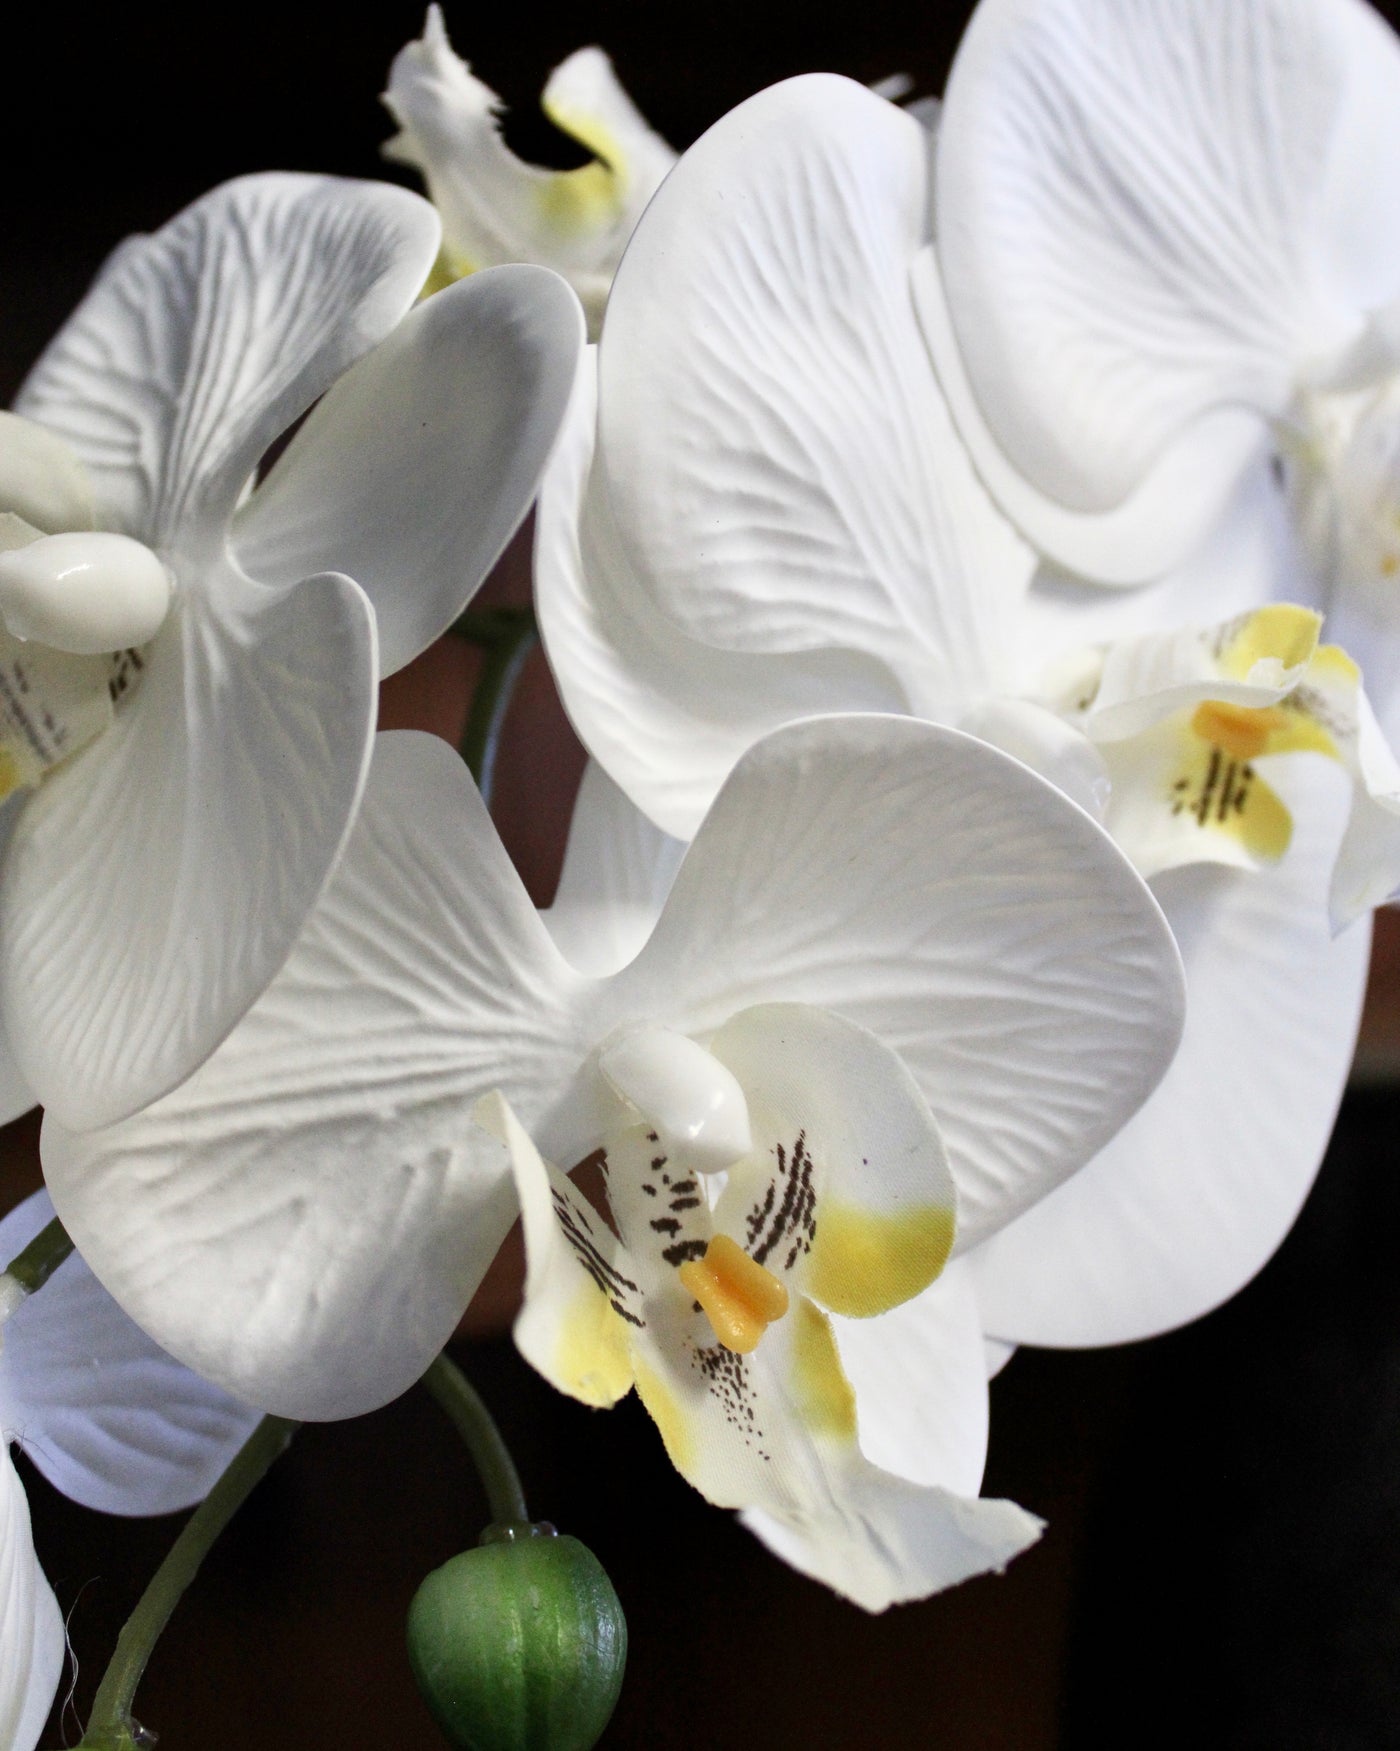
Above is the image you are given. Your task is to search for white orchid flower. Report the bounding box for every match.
[383,7,676,335]
[0,1189,260,1749]
[38,717,1182,1606]
[927,0,1400,735]
[0,172,582,1132]
[532,73,1377,1348]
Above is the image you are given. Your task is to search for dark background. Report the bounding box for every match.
[6,3,1400,1746]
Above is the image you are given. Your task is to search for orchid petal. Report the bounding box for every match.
[1331,683,1400,924]
[1,562,379,1129]
[481,1092,636,1409]
[934,0,1400,556]
[596,74,1032,717]
[541,759,684,977]
[16,174,440,554]
[1085,606,1322,742]
[829,1258,989,1496]
[539,352,887,841]
[0,411,94,534]
[971,756,1369,1346]
[0,1192,258,1515]
[708,1004,956,1317]
[958,697,1110,819]
[382,9,674,332]
[913,245,1272,584]
[1017,456,1298,660]
[233,264,584,678]
[41,733,585,1418]
[605,715,1185,1249]
[630,1292,1038,1611]
[0,1448,62,1751]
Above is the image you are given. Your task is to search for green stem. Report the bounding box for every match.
[423,1352,529,1527]
[449,605,536,647]
[2,1215,74,1297]
[456,612,538,807]
[79,1415,298,1750]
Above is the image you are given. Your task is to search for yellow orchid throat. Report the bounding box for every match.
[679,1233,790,1355]
[1163,644,1359,866]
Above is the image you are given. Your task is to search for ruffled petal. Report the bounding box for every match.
[233,264,584,678]
[596,74,1032,715]
[41,733,585,1419]
[0,1192,258,1515]
[0,562,379,1129]
[603,715,1185,1249]
[539,351,882,841]
[708,1004,956,1317]
[971,755,1369,1346]
[16,173,440,554]
[935,0,1400,537]
[541,759,685,977]
[0,1448,63,1751]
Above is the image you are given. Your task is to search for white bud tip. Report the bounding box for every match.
[599,1024,752,1173]
[0,531,173,655]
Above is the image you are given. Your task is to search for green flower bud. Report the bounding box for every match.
[407,1522,628,1751]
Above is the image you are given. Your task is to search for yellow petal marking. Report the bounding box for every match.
[790,1301,858,1443]
[1170,714,1294,861]
[804,1202,955,1320]
[633,1357,697,1474]
[0,747,24,802]
[1190,701,1290,762]
[678,1233,790,1355]
[534,162,623,234]
[1216,605,1320,682]
[551,1280,635,1409]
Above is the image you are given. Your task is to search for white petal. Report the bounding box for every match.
[971,755,1369,1346]
[382,11,673,329]
[596,74,1032,715]
[0,563,379,1129]
[0,1448,63,1751]
[539,351,878,841]
[1016,455,1293,658]
[936,0,1400,524]
[604,715,1185,1248]
[541,759,685,977]
[1331,684,1400,925]
[41,733,585,1419]
[0,1192,259,1516]
[913,245,1270,583]
[233,264,583,678]
[16,173,440,551]
[741,1470,1039,1613]
[831,1257,989,1495]
[959,697,1111,819]
[0,411,94,533]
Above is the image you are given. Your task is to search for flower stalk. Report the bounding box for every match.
[422,1351,529,1527]
[1,1214,74,1299]
[77,1414,299,1750]
[452,605,538,804]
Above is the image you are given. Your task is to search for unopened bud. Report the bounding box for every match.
[406,1522,627,1751]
